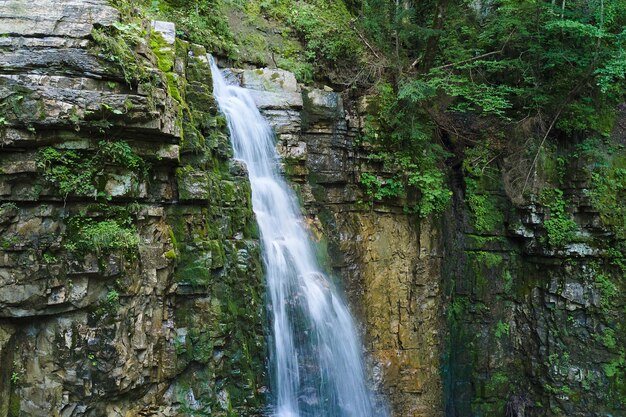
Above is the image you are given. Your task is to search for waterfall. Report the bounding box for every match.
[210,58,386,417]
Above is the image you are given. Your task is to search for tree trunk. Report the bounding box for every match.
[421,0,449,72]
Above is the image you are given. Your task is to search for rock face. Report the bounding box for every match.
[242,65,626,417]
[241,68,445,417]
[1,2,623,417]
[441,124,626,415]
[0,2,265,416]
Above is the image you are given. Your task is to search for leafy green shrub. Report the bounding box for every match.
[539,188,577,247]
[495,321,510,339]
[98,140,147,172]
[37,140,148,200]
[66,215,140,255]
[286,2,362,63]
[37,148,99,198]
[359,82,451,217]
[78,220,139,252]
[359,172,403,201]
[277,57,314,83]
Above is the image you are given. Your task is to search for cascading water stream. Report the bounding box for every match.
[210,58,386,417]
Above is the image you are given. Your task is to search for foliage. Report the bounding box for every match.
[359,82,451,217]
[146,0,237,56]
[277,57,315,83]
[284,1,363,64]
[232,0,365,80]
[594,271,618,311]
[65,204,141,257]
[588,156,626,238]
[495,320,510,339]
[36,140,148,200]
[539,188,577,247]
[356,0,626,174]
[92,19,155,88]
[463,144,504,233]
[603,352,625,378]
[37,147,100,198]
[98,140,146,171]
[360,172,403,201]
[93,288,122,320]
[425,0,625,133]
[72,219,139,253]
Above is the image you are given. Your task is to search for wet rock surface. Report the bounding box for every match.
[441,134,626,415]
[239,63,626,417]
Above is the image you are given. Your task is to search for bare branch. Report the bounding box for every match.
[430,29,516,71]
[520,107,564,195]
[350,20,383,60]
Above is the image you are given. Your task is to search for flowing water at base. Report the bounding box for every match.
[210,59,387,417]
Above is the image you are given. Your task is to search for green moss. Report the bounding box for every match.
[149,31,184,103]
[597,328,618,350]
[485,371,509,397]
[588,155,626,238]
[463,144,505,234]
[604,352,625,378]
[502,270,513,294]
[594,271,618,311]
[150,32,175,72]
[494,321,510,339]
[473,251,503,268]
[466,187,503,234]
[8,391,19,417]
[91,20,154,88]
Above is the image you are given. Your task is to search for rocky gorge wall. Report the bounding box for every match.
[441,112,626,416]
[0,1,439,416]
[235,62,626,417]
[1,1,624,417]
[0,2,267,416]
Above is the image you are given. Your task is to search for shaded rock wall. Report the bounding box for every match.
[238,64,626,417]
[0,2,266,416]
[442,123,626,416]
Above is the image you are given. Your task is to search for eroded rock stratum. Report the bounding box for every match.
[0,1,266,415]
[0,1,444,415]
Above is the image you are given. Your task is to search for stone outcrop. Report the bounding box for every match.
[0,2,265,416]
[240,64,626,417]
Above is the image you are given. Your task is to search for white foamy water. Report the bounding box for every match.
[210,58,387,417]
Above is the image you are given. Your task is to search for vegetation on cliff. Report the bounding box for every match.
[154,0,624,415]
[138,0,625,218]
